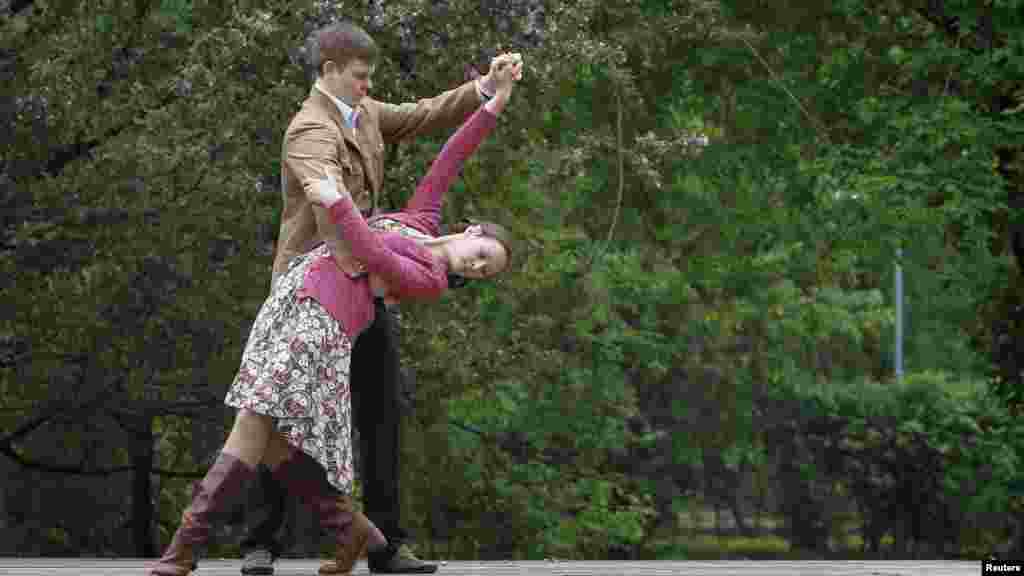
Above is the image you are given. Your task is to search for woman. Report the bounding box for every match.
[149,56,521,576]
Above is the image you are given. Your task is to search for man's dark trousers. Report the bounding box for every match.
[239,299,406,554]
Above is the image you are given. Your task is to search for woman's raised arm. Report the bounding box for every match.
[399,55,522,235]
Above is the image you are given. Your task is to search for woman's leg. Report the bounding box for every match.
[149,410,271,575]
[261,427,293,470]
[223,409,275,467]
[264,432,387,575]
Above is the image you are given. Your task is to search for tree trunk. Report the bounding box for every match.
[730,460,754,538]
[714,502,722,539]
[131,416,156,558]
[730,492,753,538]
[754,463,765,538]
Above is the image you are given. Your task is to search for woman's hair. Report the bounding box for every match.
[308,21,379,77]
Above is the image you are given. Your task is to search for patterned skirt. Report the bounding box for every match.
[224,244,355,493]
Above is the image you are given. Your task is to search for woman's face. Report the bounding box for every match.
[446,231,508,279]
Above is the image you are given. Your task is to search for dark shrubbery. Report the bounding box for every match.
[765,372,1024,558]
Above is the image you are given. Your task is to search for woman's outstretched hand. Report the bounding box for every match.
[310,171,348,207]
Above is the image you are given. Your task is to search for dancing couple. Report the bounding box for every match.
[148,21,523,576]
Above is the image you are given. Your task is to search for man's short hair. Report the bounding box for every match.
[309,21,378,77]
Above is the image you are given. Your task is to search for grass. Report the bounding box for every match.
[659,504,911,560]
[658,533,793,560]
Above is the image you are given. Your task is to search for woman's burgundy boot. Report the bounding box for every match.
[270,449,386,575]
[148,452,257,575]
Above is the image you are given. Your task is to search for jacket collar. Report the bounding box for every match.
[314,80,358,128]
[308,84,364,153]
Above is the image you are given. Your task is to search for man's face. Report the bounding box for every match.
[323,58,374,107]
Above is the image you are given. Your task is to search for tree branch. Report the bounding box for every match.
[912,1,960,40]
[581,81,626,275]
[10,0,33,16]
[0,412,53,448]
[740,34,831,146]
[0,441,207,478]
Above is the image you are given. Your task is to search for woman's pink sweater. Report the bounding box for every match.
[297,106,498,338]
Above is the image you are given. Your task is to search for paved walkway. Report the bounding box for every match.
[0,558,984,575]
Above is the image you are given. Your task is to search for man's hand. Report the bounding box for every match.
[309,172,348,207]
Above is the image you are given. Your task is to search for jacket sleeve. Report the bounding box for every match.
[374,80,484,144]
[326,197,447,298]
[284,119,363,275]
[400,106,498,236]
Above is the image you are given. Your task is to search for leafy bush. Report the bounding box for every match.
[764,371,1024,557]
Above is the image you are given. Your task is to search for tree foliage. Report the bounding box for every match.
[1,0,1022,560]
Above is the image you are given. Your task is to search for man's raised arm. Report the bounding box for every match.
[374,52,523,144]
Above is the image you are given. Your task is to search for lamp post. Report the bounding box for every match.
[894,247,904,383]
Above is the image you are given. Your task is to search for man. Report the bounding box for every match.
[240,21,518,575]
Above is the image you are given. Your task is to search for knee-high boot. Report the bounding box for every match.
[271,450,386,575]
[148,452,257,575]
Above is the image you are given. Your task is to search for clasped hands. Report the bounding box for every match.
[480,51,524,97]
